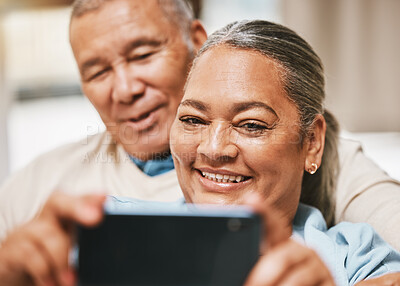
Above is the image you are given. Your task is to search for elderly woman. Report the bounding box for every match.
[168,20,400,285]
[0,20,399,286]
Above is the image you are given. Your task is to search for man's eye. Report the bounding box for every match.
[179,117,205,126]
[88,69,109,81]
[128,53,153,62]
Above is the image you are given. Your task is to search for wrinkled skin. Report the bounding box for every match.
[70,0,206,160]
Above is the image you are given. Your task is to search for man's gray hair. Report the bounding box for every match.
[192,20,339,226]
[71,0,194,39]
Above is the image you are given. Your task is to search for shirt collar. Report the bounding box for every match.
[129,153,175,176]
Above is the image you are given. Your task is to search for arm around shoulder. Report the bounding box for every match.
[335,138,400,251]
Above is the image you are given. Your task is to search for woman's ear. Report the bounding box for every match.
[304,114,326,174]
[190,20,208,52]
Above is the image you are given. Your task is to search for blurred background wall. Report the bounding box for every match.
[0,0,399,184]
[282,0,400,132]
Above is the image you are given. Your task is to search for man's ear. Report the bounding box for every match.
[304,114,326,174]
[190,20,207,52]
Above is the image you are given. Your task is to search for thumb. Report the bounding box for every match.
[242,193,292,252]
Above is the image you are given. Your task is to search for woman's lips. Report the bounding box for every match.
[196,169,252,193]
[200,170,249,183]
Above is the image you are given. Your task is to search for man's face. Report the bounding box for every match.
[70,0,199,160]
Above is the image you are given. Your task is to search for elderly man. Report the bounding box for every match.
[0,0,399,252]
[0,0,206,241]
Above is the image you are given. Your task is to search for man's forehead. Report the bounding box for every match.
[70,0,174,34]
[70,0,175,48]
[71,0,162,19]
[69,0,187,71]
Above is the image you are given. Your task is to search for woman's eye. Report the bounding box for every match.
[239,122,270,133]
[179,117,205,126]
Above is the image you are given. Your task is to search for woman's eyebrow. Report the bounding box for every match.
[233,101,278,117]
[179,99,210,112]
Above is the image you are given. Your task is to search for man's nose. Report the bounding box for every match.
[197,123,239,161]
[112,65,145,104]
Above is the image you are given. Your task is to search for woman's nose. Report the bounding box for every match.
[112,65,145,104]
[197,123,239,161]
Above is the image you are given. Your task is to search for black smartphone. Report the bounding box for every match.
[76,204,262,286]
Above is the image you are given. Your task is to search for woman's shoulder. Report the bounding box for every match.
[293,203,400,285]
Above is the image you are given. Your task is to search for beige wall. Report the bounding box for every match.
[3,7,79,88]
[0,19,9,183]
[281,0,400,132]
[0,96,8,184]
[0,7,77,183]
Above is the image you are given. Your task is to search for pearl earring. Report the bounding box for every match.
[309,163,318,175]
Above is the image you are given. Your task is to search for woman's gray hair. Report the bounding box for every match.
[193,20,339,226]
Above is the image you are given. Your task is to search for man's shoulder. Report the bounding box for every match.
[0,132,117,241]
[336,135,400,206]
[0,131,120,193]
[338,132,400,181]
[337,136,363,163]
[22,132,116,167]
[40,131,112,158]
[335,135,398,201]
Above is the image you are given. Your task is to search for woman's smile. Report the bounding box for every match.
[194,167,253,193]
[199,170,250,183]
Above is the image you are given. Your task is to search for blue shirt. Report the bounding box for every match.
[292,204,400,285]
[105,197,400,286]
[129,154,174,177]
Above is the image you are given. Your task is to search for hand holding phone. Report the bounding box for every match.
[77,203,262,286]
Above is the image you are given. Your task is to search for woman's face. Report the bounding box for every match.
[170,46,310,220]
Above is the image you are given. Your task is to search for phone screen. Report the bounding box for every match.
[77,206,262,286]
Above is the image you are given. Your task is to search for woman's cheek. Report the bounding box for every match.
[170,125,200,164]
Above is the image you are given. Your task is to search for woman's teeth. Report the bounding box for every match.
[201,172,246,183]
